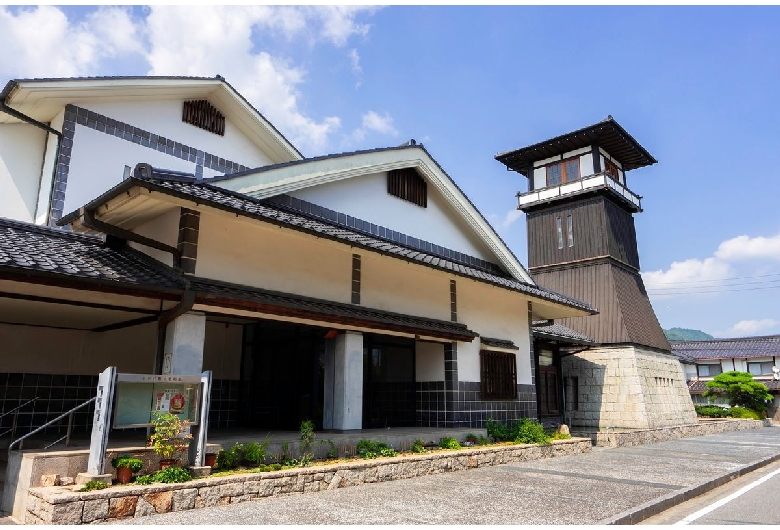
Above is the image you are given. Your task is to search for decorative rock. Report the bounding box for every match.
[82,499,109,523]
[108,497,138,518]
[60,477,76,486]
[40,474,60,487]
[557,424,570,436]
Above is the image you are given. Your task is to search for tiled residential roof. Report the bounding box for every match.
[480,337,519,350]
[191,278,477,342]
[0,217,183,293]
[672,335,780,360]
[688,379,780,394]
[64,170,595,314]
[532,321,596,345]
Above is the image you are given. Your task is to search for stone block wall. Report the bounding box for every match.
[562,345,697,429]
[25,439,591,524]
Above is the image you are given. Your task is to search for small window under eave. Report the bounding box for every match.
[388,168,427,207]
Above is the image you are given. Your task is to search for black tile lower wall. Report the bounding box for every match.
[416,381,536,428]
[0,374,242,436]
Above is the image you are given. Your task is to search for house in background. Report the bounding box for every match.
[671,335,780,420]
[496,117,698,430]
[0,76,595,443]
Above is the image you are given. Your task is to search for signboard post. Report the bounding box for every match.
[86,366,116,476]
[189,370,212,467]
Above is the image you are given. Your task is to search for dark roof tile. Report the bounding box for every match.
[672,335,780,360]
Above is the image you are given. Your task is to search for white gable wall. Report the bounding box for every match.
[0,123,46,222]
[290,171,496,261]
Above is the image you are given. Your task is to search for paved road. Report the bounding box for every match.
[112,428,780,525]
[641,458,780,525]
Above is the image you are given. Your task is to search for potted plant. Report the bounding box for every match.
[110,454,144,484]
[148,411,192,469]
[204,452,218,468]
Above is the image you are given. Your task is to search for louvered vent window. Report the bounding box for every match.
[480,350,518,400]
[183,100,225,136]
[388,168,427,207]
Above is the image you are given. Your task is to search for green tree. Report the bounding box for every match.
[703,371,772,413]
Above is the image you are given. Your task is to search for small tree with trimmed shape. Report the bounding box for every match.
[703,371,772,414]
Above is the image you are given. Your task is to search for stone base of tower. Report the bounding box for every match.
[561,344,697,430]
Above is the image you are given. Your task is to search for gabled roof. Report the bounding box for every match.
[495,116,657,176]
[0,75,302,163]
[207,144,534,284]
[59,167,596,318]
[672,335,780,360]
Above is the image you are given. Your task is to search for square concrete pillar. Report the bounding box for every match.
[330,331,363,432]
[162,311,206,375]
[323,339,336,430]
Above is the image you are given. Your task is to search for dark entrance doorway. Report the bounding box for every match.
[239,321,325,430]
[362,335,416,428]
[536,346,562,425]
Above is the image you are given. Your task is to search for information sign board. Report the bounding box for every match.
[113,373,201,428]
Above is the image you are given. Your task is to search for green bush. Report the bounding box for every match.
[477,436,491,446]
[216,447,240,470]
[80,480,109,492]
[695,405,730,418]
[486,418,512,441]
[135,474,154,485]
[439,437,462,450]
[549,430,571,441]
[357,439,397,459]
[153,465,191,483]
[111,454,144,473]
[411,439,426,453]
[300,420,316,452]
[703,371,772,413]
[243,440,268,465]
[727,407,763,420]
[487,417,551,445]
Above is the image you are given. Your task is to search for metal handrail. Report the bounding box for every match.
[0,397,39,438]
[7,397,96,457]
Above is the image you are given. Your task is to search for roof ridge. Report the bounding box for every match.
[673,334,780,345]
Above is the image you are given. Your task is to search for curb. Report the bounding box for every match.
[598,452,780,525]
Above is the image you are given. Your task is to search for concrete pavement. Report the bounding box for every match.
[110,427,780,525]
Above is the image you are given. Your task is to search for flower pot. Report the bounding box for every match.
[205,453,217,468]
[159,459,178,470]
[116,466,133,484]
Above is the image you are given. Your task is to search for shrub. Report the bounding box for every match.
[727,406,764,420]
[135,474,154,485]
[148,412,192,460]
[694,405,730,418]
[111,454,144,472]
[300,420,316,452]
[320,439,338,459]
[243,440,269,465]
[486,418,512,442]
[703,371,772,413]
[549,430,571,441]
[514,418,550,444]
[465,433,478,444]
[477,436,491,446]
[153,465,191,483]
[439,437,462,450]
[80,480,109,492]
[411,439,426,453]
[215,447,240,470]
[357,439,397,459]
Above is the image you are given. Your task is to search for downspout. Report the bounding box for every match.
[0,81,63,226]
[154,283,196,374]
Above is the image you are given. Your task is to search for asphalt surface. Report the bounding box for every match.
[641,458,780,525]
[109,427,780,525]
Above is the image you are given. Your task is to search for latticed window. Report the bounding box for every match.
[546,158,580,186]
[388,168,427,207]
[480,350,517,400]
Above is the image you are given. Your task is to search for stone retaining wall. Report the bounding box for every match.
[25,439,591,524]
[588,418,770,448]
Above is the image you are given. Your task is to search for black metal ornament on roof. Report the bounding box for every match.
[182,100,225,136]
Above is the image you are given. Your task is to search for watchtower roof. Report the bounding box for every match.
[496,116,657,176]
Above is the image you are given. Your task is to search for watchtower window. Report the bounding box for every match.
[546,158,580,187]
[605,159,620,181]
[556,217,563,249]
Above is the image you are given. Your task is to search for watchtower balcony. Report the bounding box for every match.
[516,172,642,213]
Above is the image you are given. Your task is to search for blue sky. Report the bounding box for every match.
[1,6,778,337]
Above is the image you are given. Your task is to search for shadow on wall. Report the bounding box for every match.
[561,356,605,430]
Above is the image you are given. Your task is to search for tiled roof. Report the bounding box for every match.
[672,335,780,360]
[688,379,780,394]
[0,217,183,293]
[191,278,476,342]
[480,337,519,350]
[532,321,596,345]
[68,170,595,314]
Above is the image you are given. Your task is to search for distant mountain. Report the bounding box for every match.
[664,328,715,342]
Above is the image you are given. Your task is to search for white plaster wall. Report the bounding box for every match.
[289,171,495,261]
[456,279,531,384]
[195,212,353,304]
[202,321,243,380]
[361,252,450,322]
[35,110,64,225]
[0,322,156,375]
[415,341,444,381]
[533,167,546,190]
[128,207,181,266]
[82,101,273,169]
[598,148,625,184]
[0,124,46,222]
[579,153,594,177]
[64,126,197,216]
[682,363,697,381]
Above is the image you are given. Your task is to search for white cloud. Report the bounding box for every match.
[726,319,780,337]
[642,257,733,292]
[714,232,780,262]
[501,209,523,229]
[0,6,143,77]
[349,110,399,143]
[349,48,362,88]
[312,6,376,47]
